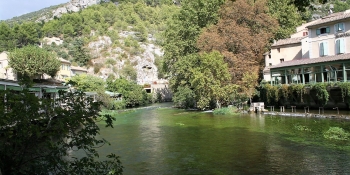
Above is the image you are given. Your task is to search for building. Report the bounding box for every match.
[0,52,17,81]
[0,51,87,82]
[264,10,350,85]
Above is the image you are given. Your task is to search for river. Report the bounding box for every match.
[96,103,350,174]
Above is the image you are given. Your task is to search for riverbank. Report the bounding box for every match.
[263,111,350,120]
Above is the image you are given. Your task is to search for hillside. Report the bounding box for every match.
[3,4,66,25]
[0,0,179,85]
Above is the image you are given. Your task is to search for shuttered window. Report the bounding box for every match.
[316,27,330,35]
[319,41,329,56]
[335,23,345,32]
[336,38,345,54]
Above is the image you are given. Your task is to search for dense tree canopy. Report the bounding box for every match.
[171,51,239,109]
[197,0,278,85]
[162,0,225,74]
[0,90,123,174]
[9,45,61,84]
[68,74,106,92]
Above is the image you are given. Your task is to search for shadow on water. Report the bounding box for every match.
[95,106,350,175]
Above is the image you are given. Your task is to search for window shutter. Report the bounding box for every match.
[324,42,329,56]
[340,38,345,54]
[339,23,344,31]
[326,27,330,33]
[336,39,340,54]
[320,42,324,56]
[316,29,321,35]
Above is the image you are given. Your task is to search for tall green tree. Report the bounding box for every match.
[9,45,61,85]
[68,74,106,92]
[0,90,123,174]
[268,0,304,40]
[162,0,225,74]
[0,22,16,52]
[171,51,238,109]
[12,22,41,48]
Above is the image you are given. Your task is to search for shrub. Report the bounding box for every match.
[213,106,240,115]
[105,58,117,65]
[94,63,104,74]
[324,127,349,141]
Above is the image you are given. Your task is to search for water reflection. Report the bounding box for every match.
[96,106,350,174]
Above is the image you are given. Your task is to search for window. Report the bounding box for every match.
[0,62,2,69]
[269,55,271,59]
[303,32,308,36]
[277,48,280,53]
[280,58,284,63]
[319,41,329,56]
[316,27,330,35]
[335,23,344,32]
[269,63,272,66]
[335,38,345,54]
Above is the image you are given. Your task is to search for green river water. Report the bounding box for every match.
[96,103,350,175]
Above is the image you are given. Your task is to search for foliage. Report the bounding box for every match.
[294,124,312,131]
[170,51,238,109]
[213,106,240,115]
[311,83,329,106]
[121,61,137,81]
[289,83,306,103]
[241,72,259,104]
[197,0,278,85]
[67,74,106,92]
[163,0,225,73]
[172,86,196,108]
[338,82,350,103]
[0,90,123,175]
[332,0,350,13]
[0,22,41,51]
[264,84,279,103]
[70,38,91,66]
[9,45,60,85]
[267,0,304,40]
[107,78,151,107]
[324,127,349,141]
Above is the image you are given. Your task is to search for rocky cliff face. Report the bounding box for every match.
[36,0,102,22]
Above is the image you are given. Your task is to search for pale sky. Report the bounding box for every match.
[0,0,69,20]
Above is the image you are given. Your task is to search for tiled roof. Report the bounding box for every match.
[71,66,87,72]
[270,53,350,69]
[307,11,350,28]
[59,57,70,63]
[272,36,306,47]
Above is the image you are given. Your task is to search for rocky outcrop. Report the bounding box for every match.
[36,0,102,22]
[53,0,101,18]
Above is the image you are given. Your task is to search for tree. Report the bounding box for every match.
[0,22,16,52]
[171,51,238,109]
[68,74,106,92]
[241,72,259,104]
[12,22,41,48]
[70,38,91,66]
[9,45,61,85]
[162,0,225,73]
[268,0,304,40]
[107,78,152,107]
[0,90,123,174]
[197,0,278,85]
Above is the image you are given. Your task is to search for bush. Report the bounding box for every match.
[94,63,104,74]
[112,101,126,110]
[213,106,240,115]
[324,127,349,141]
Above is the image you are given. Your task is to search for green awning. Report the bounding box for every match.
[28,87,41,92]
[43,88,59,93]
[7,85,22,91]
[0,85,5,90]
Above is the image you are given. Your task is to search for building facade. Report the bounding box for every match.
[265,10,350,85]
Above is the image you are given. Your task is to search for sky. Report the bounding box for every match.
[0,0,69,20]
